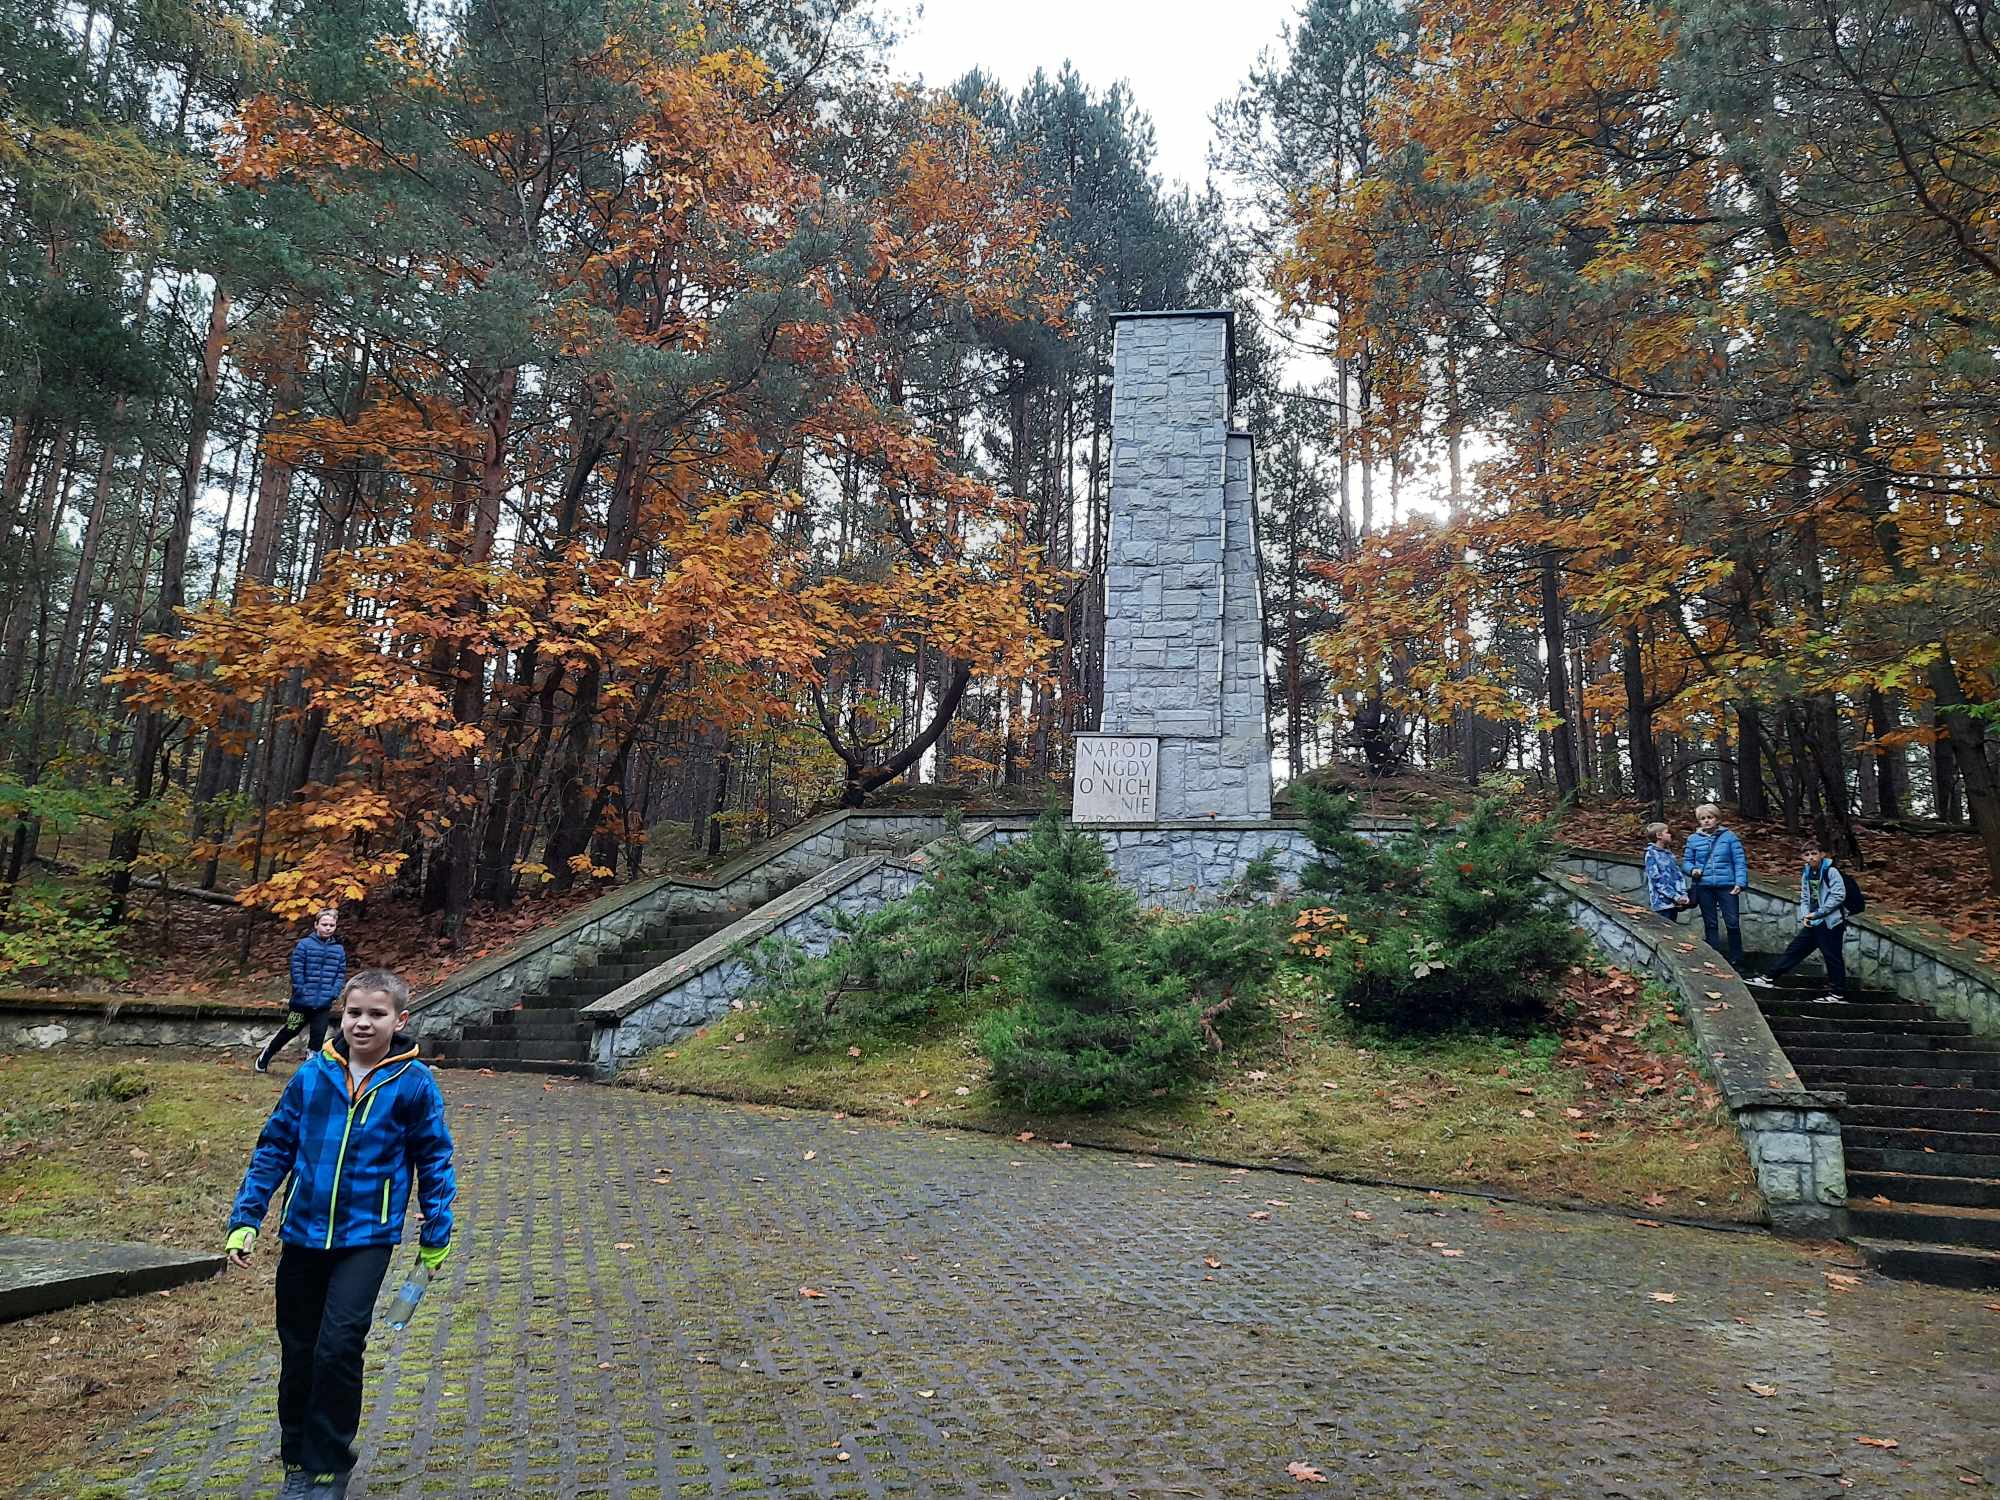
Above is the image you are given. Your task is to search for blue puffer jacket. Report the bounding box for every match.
[230,1034,456,1252]
[1681,828,1748,889]
[289,933,347,1011]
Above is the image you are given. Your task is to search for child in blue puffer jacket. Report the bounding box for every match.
[257,908,348,1073]
[227,969,455,1500]
[1681,803,1748,967]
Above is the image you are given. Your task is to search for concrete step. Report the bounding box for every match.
[430,1048,584,1072]
[1837,1084,2000,1112]
[1847,1200,2000,1252]
[1755,999,1937,1023]
[1798,1064,2000,1091]
[1787,1044,2000,1070]
[1844,1124,2000,1158]
[1850,1237,2000,1291]
[425,1055,590,1076]
[1845,1144,2000,1179]
[1848,1171,2000,1210]
[1846,1102,2000,1131]
[461,1020,590,1044]
[1764,1014,1973,1037]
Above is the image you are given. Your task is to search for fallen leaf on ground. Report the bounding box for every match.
[1649,1292,1679,1303]
[1440,1248,1466,1258]
[954,1086,970,1096]
[1642,1193,1668,1208]
[1249,1210,1272,1221]
[1855,1436,1900,1450]
[1633,1219,1663,1228]
[799,1287,826,1299]
[1350,1210,1373,1222]
[1204,1257,1222,1269]
[614,1242,634,1251]
[1745,1382,1777,1397]
[1017,1131,1035,1142]
[803,1151,816,1161]
[1286,1461,1328,1483]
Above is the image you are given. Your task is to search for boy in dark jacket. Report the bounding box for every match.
[227,968,455,1499]
[1681,804,1748,967]
[257,909,347,1073]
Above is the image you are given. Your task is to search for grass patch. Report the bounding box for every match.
[0,1049,280,1495]
[625,963,1758,1223]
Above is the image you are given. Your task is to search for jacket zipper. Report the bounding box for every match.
[321,1056,411,1247]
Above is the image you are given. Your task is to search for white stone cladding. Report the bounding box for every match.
[1101,311,1271,818]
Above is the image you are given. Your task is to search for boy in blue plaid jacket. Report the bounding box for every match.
[227,969,456,1499]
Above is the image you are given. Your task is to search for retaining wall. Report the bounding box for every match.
[1,991,278,1052]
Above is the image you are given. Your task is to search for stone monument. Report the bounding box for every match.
[1086,309,1271,820]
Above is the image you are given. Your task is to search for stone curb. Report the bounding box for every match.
[0,989,279,1021]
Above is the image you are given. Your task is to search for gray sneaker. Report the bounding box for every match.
[277,1469,310,1499]
[302,1472,350,1499]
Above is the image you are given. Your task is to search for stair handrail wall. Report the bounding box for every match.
[403,809,974,1043]
[1547,867,1849,1237]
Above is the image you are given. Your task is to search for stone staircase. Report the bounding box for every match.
[424,907,744,1075]
[1749,959,2000,1289]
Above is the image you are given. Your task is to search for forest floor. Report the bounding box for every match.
[627,961,1759,1224]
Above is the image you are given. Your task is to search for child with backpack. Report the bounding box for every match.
[226,969,456,1498]
[1644,821,1689,921]
[1681,804,1748,966]
[1748,839,1862,1003]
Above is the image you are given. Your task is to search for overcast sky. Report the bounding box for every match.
[887,0,1303,195]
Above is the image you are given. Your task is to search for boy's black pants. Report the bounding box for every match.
[1767,922,1848,991]
[275,1243,391,1475]
[259,1006,332,1067]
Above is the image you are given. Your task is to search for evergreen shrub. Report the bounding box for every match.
[1297,787,1583,1033]
[976,811,1207,1111]
[748,826,1029,1052]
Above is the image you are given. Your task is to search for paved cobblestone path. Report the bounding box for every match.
[74,1074,1998,1498]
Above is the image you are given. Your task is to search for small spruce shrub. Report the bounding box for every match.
[977,811,1208,1111]
[1300,791,1584,1033]
[747,827,1030,1051]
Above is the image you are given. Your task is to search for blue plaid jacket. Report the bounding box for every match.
[230,1034,456,1251]
[288,934,347,1011]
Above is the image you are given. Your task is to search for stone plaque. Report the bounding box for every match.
[1072,735,1159,823]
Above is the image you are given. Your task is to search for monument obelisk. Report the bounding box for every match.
[1077,309,1271,821]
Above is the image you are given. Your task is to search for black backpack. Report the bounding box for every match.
[1832,862,1866,915]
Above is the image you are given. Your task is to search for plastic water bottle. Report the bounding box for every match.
[384,1264,433,1331]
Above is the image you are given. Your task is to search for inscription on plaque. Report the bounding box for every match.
[1071,735,1159,823]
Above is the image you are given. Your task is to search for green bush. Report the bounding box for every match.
[1302,793,1584,1033]
[978,812,1208,1111]
[747,826,1030,1051]
[0,877,131,983]
[1144,904,1286,1052]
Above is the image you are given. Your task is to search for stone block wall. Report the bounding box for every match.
[1100,311,1270,818]
[2,993,276,1052]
